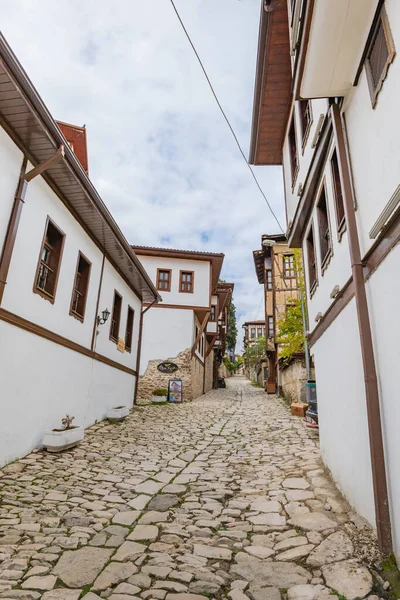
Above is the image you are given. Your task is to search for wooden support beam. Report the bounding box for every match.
[25,145,64,182]
[206,334,218,357]
[191,311,210,357]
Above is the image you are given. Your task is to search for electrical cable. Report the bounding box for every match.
[168,0,284,233]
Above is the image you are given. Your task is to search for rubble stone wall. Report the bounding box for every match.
[191,355,205,400]
[278,358,307,404]
[137,348,192,402]
[204,352,214,393]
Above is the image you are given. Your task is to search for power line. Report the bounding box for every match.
[168,0,284,234]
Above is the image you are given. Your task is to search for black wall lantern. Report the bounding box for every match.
[97,308,110,326]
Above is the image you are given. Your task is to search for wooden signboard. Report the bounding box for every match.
[168,379,182,403]
[117,337,125,353]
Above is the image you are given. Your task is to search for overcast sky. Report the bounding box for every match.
[2,0,285,351]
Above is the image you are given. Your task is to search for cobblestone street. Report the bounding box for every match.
[0,377,380,600]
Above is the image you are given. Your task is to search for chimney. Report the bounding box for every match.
[56,121,89,174]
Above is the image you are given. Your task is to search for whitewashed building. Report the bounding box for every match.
[250,0,400,558]
[0,35,160,466]
[131,246,233,401]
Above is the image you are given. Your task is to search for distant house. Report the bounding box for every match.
[249,0,400,558]
[252,234,307,401]
[0,35,159,466]
[131,246,233,400]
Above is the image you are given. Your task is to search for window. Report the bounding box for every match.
[266,269,272,290]
[299,100,312,146]
[110,291,122,342]
[306,225,317,293]
[365,7,395,107]
[268,316,274,339]
[34,218,65,302]
[283,254,296,278]
[210,305,216,321]
[125,306,135,353]
[251,327,256,339]
[317,185,331,265]
[70,253,91,321]
[331,149,345,232]
[288,115,299,185]
[157,269,171,291]
[257,327,263,337]
[180,270,194,293]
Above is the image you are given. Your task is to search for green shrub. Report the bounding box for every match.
[152,388,168,396]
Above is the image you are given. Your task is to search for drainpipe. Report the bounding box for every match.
[331,102,392,554]
[133,298,158,405]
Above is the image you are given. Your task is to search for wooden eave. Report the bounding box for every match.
[249,0,292,166]
[0,33,160,304]
[253,249,265,284]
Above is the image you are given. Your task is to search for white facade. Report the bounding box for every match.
[278,0,400,559]
[0,45,158,467]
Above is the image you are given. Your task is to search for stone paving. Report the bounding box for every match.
[0,377,383,600]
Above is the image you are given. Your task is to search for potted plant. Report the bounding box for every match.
[43,415,84,452]
[151,388,168,404]
[107,405,129,421]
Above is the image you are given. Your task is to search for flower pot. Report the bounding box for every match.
[107,406,129,420]
[43,426,84,452]
[151,395,167,404]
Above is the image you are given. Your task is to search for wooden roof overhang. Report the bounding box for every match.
[0,33,160,304]
[253,249,265,284]
[132,246,225,294]
[249,0,292,166]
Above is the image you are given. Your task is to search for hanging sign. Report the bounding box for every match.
[168,379,183,403]
[157,361,178,374]
[117,337,125,353]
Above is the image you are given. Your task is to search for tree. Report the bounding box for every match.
[226,301,238,352]
[276,249,306,360]
[245,336,266,368]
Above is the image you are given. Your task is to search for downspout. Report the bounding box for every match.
[133,298,158,405]
[331,102,392,554]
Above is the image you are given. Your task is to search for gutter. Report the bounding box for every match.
[331,102,392,554]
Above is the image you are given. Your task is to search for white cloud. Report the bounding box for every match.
[2,0,285,352]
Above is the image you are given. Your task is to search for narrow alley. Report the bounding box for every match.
[0,378,380,600]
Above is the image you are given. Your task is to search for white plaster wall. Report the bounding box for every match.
[302,147,352,324]
[95,258,142,370]
[137,255,210,307]
[0,320,135,467]
[140,307,194,375]
[344,0,400,257]
[283,99,329,226]
[0,126,24,247]
[366,245,400,560]
[313,299,375,527]
[3,170,103,349]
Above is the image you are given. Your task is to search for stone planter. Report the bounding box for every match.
[43,427,84,452]
[151,395,167,404]
[107,406,129,420]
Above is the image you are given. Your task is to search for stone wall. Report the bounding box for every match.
[278,358,308,404]
[191,355,205,400]
[204,352,214,393]
[137,348,192,402]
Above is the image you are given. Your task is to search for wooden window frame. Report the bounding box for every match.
[109,290,123,343]
[364,6,396,108]
[266,269,273,290]
[156,268,171,292]
[179,270,194,294]
[288,113,299,188]
[251,327,256,339]
[298,99,313,151]
[33,216,65,304]
[330,148,346,239]
[210,305,216,322]
[268,316,274,339]
[125,305,135,353]
[283,254,296,279]
[257,327,263,337]
[316,181,333,272]
[69,251,91,323]
[306,223,318,297]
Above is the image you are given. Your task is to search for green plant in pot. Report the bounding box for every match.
[151,388,168,403]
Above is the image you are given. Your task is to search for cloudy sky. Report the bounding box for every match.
[2,0,285,350]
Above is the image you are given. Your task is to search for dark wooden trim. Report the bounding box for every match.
[364,5,396,108]
[109,289,122,343]
[133,298,157,404]
[191,311,210,358]
[156,268,171,292]
[293,0,315,100]
[308,277,354,347]
[354,0,386,86]
[91,254,105,351]
[25,145,64,182]
[206,334,218,357]
[179,269,194,294]
[142,302,211,312]
[124,304,135,353]
[0,155,27,304]
[0,307,136,376]
[193,351,205,366]
[32,216,66,305]
[69,251,92,323]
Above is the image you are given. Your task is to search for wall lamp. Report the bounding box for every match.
[97,308,110,326]
[330,285,341,299]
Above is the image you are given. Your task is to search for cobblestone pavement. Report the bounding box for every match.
[0,377,381,600]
